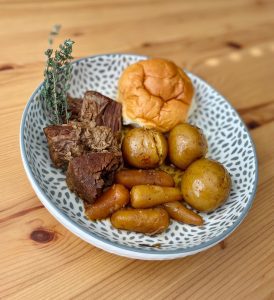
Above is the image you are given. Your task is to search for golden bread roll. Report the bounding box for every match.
[118,58,194,132]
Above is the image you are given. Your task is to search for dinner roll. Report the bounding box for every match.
[118,58,194,132]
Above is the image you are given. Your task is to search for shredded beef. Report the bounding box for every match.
[66,152,122,203]
[44,91,123,203]
[79,96,99,122]
[43,125,84,168]
[67,91,122,129]
[67,95,83,120]
[44,121,121,168]
[80,91,122,132]
[81,125,115,151]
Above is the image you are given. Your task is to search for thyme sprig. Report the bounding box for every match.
[41,37,75,125]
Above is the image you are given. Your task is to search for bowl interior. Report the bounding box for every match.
[22,54,257,254]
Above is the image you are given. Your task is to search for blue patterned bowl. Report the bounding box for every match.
[20,54,258,260]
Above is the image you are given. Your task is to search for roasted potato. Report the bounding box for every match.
[130,185,182,208]
[163,201,204,225]
[181,158,231,212]
[85,184,129,220]
[114,169,174,188]
[111,208,169,235]
[122,128,167,168]
[168,123,207,170]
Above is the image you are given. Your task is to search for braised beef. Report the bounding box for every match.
[44,91,123,204]
[66,152,122,203]
[79,94,98,122]
[44,122,121,168]
[80,91,122,132]
[67,91,122,131]
[67,95,83,120]
[79,121,121,152]
[43,125,84,168]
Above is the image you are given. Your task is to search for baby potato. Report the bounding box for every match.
[111,208,170,235]
[130,185,182,208]
[122,128,167,169]
[163,201,204,225]
[85,184,129,220]
[168,123,207,170]
[114,169,175,188]
[181,158,231,212]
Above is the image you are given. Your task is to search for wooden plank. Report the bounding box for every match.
[193,43,274,110]
[0,0,273,65]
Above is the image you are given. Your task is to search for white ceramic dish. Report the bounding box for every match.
[20,54,258,260]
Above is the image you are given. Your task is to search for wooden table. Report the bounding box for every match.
[1,0,273,299]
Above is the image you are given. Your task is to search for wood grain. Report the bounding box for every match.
[0,0,273,299]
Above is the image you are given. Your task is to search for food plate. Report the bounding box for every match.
[20,54,258,260]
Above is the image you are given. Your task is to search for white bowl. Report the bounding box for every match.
[20,54,258,260]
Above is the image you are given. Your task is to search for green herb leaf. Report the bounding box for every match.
[41,32,75,125]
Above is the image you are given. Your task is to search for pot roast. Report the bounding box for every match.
[43,91,123,203]
[66,151,122,203]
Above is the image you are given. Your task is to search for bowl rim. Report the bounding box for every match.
[20,53,258,260]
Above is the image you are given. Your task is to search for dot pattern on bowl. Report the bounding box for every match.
[23,54,257,252]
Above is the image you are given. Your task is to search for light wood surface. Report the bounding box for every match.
[0,0,273,299]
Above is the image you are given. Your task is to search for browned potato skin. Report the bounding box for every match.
[122,128,168,169]
[114,169,175,188]
[130,185,182,208]
[85,184,129,220]
[168,123,207,170]
[163,201,204,225]
[111,208,170,235]
[181,158,231,212]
